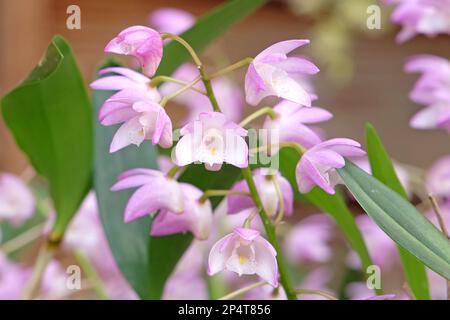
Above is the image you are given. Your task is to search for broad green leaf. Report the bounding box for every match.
[1,36,92,238]
[338,161,450,280]
[278,148,379,292]
[366,124,430,300]
[157,0,267,76]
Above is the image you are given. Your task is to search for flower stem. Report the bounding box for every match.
[218,281,267,300]
[210,57,253,79]
[199,189,250,204]
[166,165,183,179]
[199,66,221,112]
[74,250,110,300]
[241,167,297,300]
[296,289,338,300]
[272,176,285,225]
[239,107,278,127]
[280,142,306,155]
[161,33,202,66]
[22,241,56,299]
[160,32,221,112]
[0,222,45,255]
[149,75,206,94]
[160,76,201,107]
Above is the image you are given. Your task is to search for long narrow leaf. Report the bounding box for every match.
[366,124,430,299]
[338,161,450,280]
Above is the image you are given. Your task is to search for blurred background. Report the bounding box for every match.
[1,0,449,174]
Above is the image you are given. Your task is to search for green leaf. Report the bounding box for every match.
[157,0,268,76]
[366,124,430,299]
[338,161,450,281]
[278,148,379,292]
[1,36,92,238]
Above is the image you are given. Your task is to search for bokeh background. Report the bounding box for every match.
[1,0,449,174]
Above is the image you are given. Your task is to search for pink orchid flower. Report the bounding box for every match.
[208,227,278,287]
[111,168,184,223]
[0,173,35,226]
[227,168,293,218]
[149,8,195,35]
[384,0,450,43]
[245,40,319,106]
[160,63,244,124]
[91,67,172,152]
[405,55,450,106]
[263,100,333,150]
[175,112,248,171]
[409,103,450,132]
[104,26,163,77]
[151,183,213,240]
[426,155,450,199]
[405,55,450,131]
[296,138,365,195]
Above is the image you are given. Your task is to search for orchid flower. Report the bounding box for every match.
[405,55,450,131]
[263,100,332,150]
[245,40,319,106]
[151,183,213,240]
[105,26,163,77]
[111,168,184,223]
[208,227,278,287]
[90,67,172,152]
[175,112,248,171]
[296,138,365,194]
[227,168,293,218]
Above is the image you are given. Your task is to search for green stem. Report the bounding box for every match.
[161,33,202,66]
[161,32,220,112]
[199,66,221,112]
[280,142,306,155]
[74,250,110,300]
[0,222,45,255]
[239,106,278,127]
[218,281,267,300]
[210,57,253,79]
[160,76,201,107]
[149,75,206,94]
[272,176,285,225]
[296,289,338,300]
[166,165,183,179]
[22,241,56,299]
[241,167,297,300]
[199,189,250,204]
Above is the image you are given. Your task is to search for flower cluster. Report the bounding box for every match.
[88,9,369,288]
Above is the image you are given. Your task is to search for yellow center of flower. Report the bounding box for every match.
[210,147,217,156]
[239,255,248,265]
